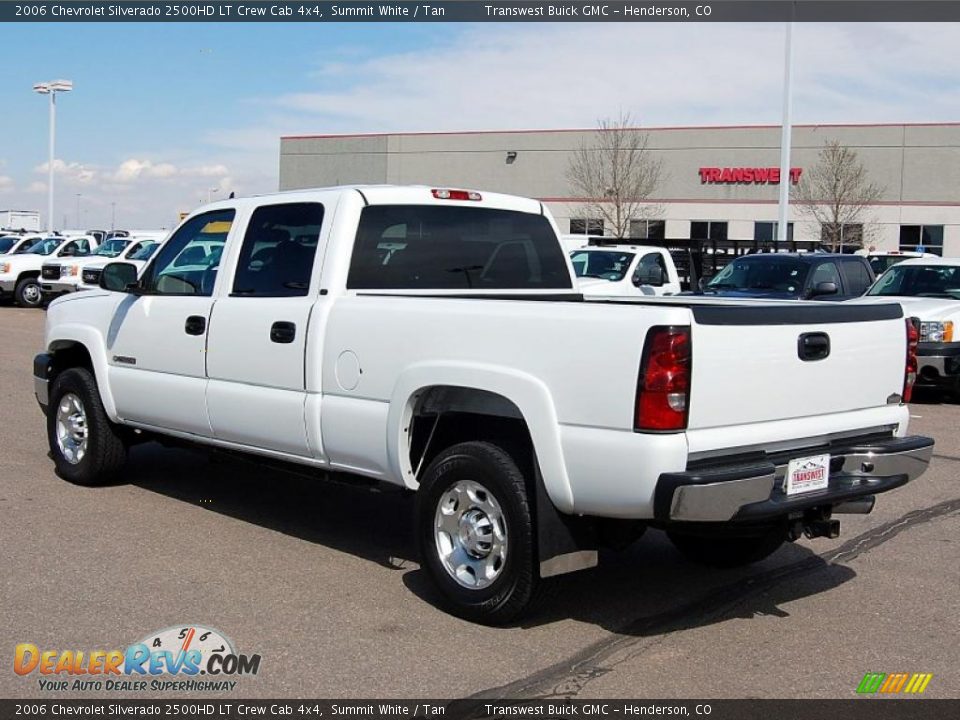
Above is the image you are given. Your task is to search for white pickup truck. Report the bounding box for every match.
[569,244,682,297]
[34,186,933,623]
[0,235,99,307]
[862,257,960,397]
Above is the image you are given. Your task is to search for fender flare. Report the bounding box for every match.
[48,324,119,421]
[385,361,576,513]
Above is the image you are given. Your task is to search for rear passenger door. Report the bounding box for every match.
[205,201,327,457]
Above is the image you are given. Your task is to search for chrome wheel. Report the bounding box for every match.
[55,392,88,465]
[22,283,41,305]
[434,480,508,589]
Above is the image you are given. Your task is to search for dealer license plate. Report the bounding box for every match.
[785,454,831,496]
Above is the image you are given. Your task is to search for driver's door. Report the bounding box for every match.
[106,209,235,436]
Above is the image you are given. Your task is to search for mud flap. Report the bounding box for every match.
[535,467,598,578]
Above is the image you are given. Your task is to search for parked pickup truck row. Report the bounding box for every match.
[34,186,933,623]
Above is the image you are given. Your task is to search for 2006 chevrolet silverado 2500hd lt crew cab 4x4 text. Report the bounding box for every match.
[34,186,933,623]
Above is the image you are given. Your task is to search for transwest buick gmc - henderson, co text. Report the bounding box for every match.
[33,185,933,623]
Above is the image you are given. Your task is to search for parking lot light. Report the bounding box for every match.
[33,79,73,233]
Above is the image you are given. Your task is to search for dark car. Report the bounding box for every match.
[698,253,876,300]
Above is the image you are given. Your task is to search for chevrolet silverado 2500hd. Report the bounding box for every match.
[34,186,933,623]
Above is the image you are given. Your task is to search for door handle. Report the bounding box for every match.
[270,321,296,344]
[798,332,830,361]
[184,315,206,336]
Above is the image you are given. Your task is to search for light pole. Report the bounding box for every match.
[111,202,116,231]
[776,7,796,246]
[33,79,73,233]
[75,193,82,228]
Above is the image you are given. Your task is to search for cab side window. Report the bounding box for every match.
[809,261,842,290]
[140,210,235,296]
[232,203,324,297]
[842,259,873,296]
[633,252,667,287]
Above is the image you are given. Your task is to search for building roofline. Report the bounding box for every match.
[281,121,960,141]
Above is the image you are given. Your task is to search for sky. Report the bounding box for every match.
[0,21,958,228]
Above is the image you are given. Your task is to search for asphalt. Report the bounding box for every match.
[0,305,957,700]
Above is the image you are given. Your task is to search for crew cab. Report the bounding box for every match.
[569,244,681,297]
[861,257,960,396]
[0,235,99,307]
[700,253,875,300]
[34,186,933,623]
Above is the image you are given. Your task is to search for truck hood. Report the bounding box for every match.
[855,295,960,320]
[0,254,46,273]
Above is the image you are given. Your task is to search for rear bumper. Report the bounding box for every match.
[654,435,934,523]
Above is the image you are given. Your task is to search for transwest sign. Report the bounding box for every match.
[699,167,803,184]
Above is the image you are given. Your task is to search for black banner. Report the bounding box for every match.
[1,700,959,720]
[3,1,960,23]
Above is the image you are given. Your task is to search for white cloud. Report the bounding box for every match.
[26,181,46,193]
[0,176,13,193]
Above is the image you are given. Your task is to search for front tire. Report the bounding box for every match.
[667,524,787,568]
[47,368,127,486]
[15,276,43,308]
[416,441,537,625]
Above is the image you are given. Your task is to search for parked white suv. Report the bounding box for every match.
[35,186,932,622]
[0,235,99,307]
[78,238,165,290]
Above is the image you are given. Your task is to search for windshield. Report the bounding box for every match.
[93,238,130,257]
[706,256,809,295]
[867,264,960,299]
[868,256,907,276]
[25,238,63,256]
[127,241,158,261]
[0,237,17,253]
[569,250,635,281]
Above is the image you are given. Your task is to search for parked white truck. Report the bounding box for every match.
[0,235,99,307]
[34,186,933,623]
[569,244,682,296]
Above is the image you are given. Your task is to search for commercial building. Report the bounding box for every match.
[279,122,960,257]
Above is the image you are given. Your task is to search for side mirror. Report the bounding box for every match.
[100,262,140,293]
[634,266,665,287]
[809,281,839,297]
[698,276,711,291]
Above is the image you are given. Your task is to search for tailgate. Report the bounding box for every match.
[687,303,907,429]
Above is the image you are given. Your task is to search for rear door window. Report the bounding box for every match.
[347,205,572,290]
[841,259,873,296]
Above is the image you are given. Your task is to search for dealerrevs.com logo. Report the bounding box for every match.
[14,625,261,692]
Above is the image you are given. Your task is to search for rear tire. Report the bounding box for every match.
[15,276,43,308]
[416,441,538,625]
[47,368,127,486]
[667,524,786,568]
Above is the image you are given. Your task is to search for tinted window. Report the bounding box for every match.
[633,252,667,287]
[706,257,808,294]
[570,250,634,281]
[232,203,324,297]
[348,205,572,290]
[868,264,960,299]
[0,237,16,253]
[93,238,130,257]
[127,241,158,261]
[28,238,64,256]
[141,210,234,296]
[842,260,873,296]
[809,261,842,289]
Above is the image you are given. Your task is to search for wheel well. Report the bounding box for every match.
[17,270,40,282]
[48,341,94,382]
[408,386,535,481]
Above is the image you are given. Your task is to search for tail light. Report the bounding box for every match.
[635,326,691,432]
[903,317,919,403]
[432,188,482,201]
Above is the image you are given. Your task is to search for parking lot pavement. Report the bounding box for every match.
[1,306,957,699]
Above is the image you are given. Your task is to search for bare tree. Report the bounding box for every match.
[566,113,663,239]
[794,140,884,251]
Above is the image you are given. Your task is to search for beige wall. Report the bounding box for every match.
[279,123,960,254]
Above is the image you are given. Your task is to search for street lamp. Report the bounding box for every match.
[33,79,73,233]
[75,193,82,229]
[111,202,116,231]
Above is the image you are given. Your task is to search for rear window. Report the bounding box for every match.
[347,205,572,290]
